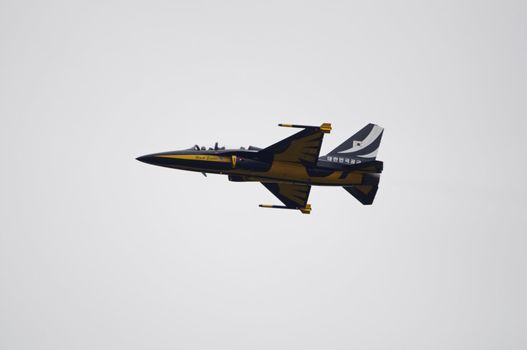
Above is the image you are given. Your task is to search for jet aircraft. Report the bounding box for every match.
[137,123,384,214]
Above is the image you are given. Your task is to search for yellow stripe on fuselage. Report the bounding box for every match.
[156,154,231,163]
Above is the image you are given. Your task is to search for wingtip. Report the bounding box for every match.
[320,123,332,133]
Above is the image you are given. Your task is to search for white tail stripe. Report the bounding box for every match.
[357,149,379,158]
[338,125,383,154]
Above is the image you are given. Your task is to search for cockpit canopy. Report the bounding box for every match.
[190,144,262,151]
[191,142,225,151]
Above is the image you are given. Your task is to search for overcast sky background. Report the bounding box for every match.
[1,1,526,349]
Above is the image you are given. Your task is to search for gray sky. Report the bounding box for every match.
[1,1,526,349]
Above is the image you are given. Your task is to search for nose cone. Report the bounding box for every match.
[136,154,158,165]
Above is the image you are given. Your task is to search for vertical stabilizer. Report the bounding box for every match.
[322,123,383,165]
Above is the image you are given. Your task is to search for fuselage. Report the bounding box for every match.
[137,146,381,186]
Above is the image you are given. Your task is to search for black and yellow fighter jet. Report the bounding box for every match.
[137,123,384,214]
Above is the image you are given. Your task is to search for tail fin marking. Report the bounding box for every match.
[325,123,384,162]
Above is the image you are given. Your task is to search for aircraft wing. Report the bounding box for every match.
[257,123,331,166]
[261,182,312,209]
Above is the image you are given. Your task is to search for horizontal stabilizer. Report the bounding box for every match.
[343,173,380,205]
[348,160,384,173]
[344,185,378,205]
